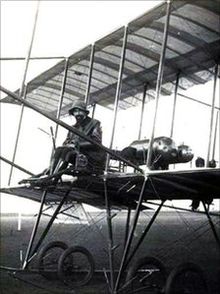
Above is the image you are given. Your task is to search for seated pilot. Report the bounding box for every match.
[49,100,105,176]
[22,101,105,184]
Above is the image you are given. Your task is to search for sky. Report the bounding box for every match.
[1,0,162,91]
[0,1,219,213]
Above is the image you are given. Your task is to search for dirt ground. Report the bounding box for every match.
[0,210,220,293]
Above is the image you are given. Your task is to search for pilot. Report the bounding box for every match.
[49,101,103,172]
[50,100,105,177]
[25,101,105,184]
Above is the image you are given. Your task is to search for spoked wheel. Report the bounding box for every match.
[37,241,68,280]
[58,246,95,287]
[126,256,167,293]
[165,262,209,294]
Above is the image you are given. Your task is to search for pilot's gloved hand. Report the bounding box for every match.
[65,143,76,149]
[64,141,79,150]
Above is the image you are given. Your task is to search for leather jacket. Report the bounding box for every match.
[63,116,105,168]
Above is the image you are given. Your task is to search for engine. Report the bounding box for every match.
[121,136,194,170]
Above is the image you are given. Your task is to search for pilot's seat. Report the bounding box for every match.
[72,152,105,176]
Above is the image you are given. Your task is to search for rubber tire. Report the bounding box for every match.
[126,256,167,293]
[165,262,209,294]
[37,241,68,280]
[58,245,95,287]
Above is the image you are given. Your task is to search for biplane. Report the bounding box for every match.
[0,0,220,293]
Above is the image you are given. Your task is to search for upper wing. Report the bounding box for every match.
[1,0,219,115]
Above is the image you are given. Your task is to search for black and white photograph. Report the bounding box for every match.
[0,1,220,293]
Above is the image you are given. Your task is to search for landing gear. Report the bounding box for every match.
[58,246,95,287]
[126,256,167,293]
[37,241,68,280]
[165,262,209,294]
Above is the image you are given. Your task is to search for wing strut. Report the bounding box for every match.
[170,72,180,138]
[8,1,40,185]
[138,83,148,140]
[54,57,69,140]
[104,178,115,292]
[211,111,219,162]
[124,207,131,249]
[47,57,70,168]
[146,0,171,169]
[206,64,219,167]
[84,44,95,106]
[108,26,128,150]
[104,25,129,290]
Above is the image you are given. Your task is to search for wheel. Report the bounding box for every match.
[165,262,209,294]
[126,256,167,293]
[37,241,68,280]
[58,246,95,287]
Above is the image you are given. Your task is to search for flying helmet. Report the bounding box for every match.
[69,100,89,115]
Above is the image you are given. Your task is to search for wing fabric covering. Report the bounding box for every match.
[1,0,220,115]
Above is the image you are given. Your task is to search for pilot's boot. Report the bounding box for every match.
[50,158,70,185]
[18,168,49,184]
[51,158,68,174]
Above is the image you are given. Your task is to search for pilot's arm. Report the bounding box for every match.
[63,131,71,145]
[62,131,79,149]
[79,122,102,151]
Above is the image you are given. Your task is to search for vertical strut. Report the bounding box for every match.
[103,27,128,292]
[85,44,95,106]
[105,25,128,172]
[170,72,180,138]
[124,207,131,249]
[22,189,47,269]
[104,178,114,292]
[108,26,128,148]
[48,58,69,172]
[211,111,219,161]
[138,83,148,140]
[91,103,96,118]
[54,57,69,140]
[146,0,171,168]
[206,64,219,167]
